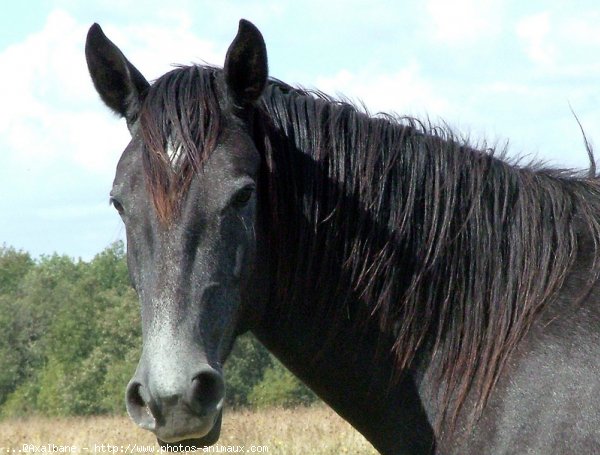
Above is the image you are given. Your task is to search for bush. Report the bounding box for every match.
[0,379,39,418]
[224,333,272,407]
[99,346,140,414]
[248,359,317,408]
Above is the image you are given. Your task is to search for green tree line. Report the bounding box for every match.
[0,242,316,418]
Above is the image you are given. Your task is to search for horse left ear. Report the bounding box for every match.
[224,19,268,108]
[85,23,149,131]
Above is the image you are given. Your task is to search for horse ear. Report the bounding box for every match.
[224,19,268,108]
[85,23,149,129]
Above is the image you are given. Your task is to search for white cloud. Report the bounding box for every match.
[101,21,223,79]
[314,63,450,119]
[426,0,502,44]
[516,12,556,66]
[563,14,600,47]
[0,9,227,176]
[0,10,122,176]
[0,8,227,258]
[2,2,600,259]
[514,10,600,82]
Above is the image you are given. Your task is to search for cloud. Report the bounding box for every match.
[425,0,502,45]
[2,2,600,259]
[315,63,450,119]
[563,13,600,47]
[516,9,600,75]
[516,12,556,66]
[0,8,226,258]
[0,9,227,176]
[0,10,125,176]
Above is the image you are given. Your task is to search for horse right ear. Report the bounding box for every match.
[85,23,149,130]
[224,19,268,109]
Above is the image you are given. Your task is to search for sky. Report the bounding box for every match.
[2,0,600,260]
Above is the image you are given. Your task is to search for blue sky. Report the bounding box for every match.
[2,0,600,259]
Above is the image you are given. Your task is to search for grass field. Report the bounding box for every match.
[0,406,378,454]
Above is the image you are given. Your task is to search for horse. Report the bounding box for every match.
[85,19,600,454]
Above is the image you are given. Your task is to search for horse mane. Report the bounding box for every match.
[257,80,600,426]
[137,64,600,428]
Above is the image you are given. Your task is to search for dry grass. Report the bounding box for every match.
[0,406,378,454]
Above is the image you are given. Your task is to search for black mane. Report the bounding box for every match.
[257,79,600,426]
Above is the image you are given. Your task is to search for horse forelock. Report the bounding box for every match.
[139,65,222,223]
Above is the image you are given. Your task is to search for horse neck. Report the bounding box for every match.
[245,92,437,453]
[249,86,600,449]
[249,283,436,454]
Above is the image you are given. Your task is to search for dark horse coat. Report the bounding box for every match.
[86,20,600,454]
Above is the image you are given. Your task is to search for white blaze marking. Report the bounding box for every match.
[166,140,183,168]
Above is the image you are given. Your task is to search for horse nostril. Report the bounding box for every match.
[188,369,225,414]
[126,381,156,431]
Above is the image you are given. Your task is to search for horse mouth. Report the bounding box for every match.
[156,409,222,447]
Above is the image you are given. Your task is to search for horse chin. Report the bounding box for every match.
[157,411,222,449]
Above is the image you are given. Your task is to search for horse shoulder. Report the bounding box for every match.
[451,292,600,454]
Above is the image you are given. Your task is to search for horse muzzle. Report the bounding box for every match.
[125,363,225,445]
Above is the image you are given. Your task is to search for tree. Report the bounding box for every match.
[0,245,34,296]
[224,333,272,407]
[248,358,317,408]
[0,241,321,418]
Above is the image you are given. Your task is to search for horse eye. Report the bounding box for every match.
[230,185,254,208]
[110,197,125,214]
